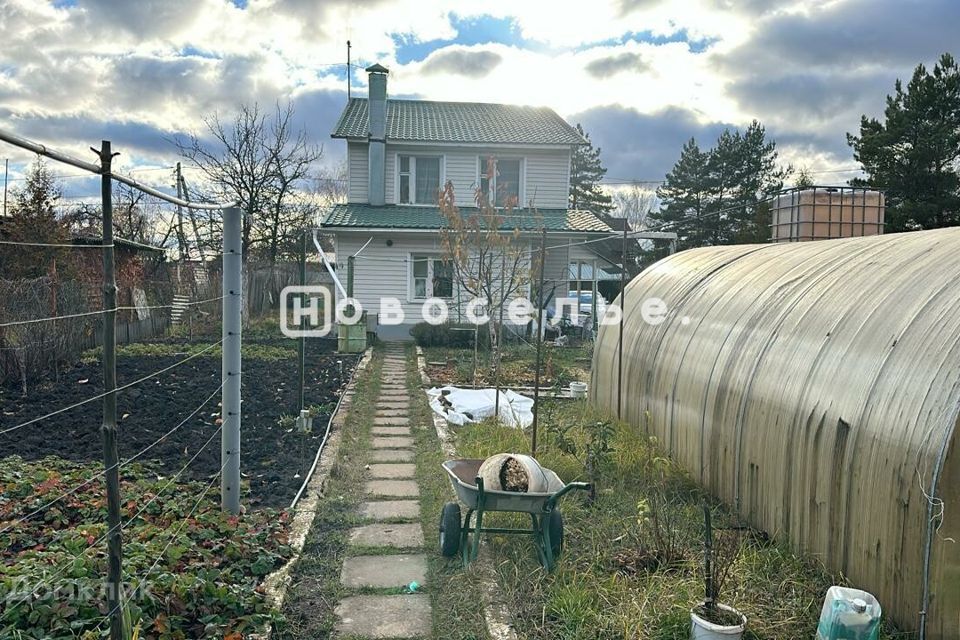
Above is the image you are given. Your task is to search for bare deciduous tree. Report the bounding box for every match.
[611,182,656,230]
[175,101,322,263]
[439,162,535,357]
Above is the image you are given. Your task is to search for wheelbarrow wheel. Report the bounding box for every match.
[548,509,564,556]
[439,502,462,557]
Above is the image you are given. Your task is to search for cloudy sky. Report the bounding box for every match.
[0,0,957,200]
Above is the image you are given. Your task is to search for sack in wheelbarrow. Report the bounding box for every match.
[477,453,564,493]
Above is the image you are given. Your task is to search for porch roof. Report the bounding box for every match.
[321,203,614,233]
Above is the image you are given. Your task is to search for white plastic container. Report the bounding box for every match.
[690,603,746,639]
[815,586,881,640]
[569,381,588,399]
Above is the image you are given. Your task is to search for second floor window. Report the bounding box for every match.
[479,156,522,207]
[399,155,441,205]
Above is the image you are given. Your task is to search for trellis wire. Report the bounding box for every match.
[0,380,225,536]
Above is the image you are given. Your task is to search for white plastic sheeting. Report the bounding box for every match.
[427,386,534,429]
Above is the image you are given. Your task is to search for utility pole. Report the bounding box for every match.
[95,140,123,640]
[347,40,352,100]
[531,228,547,457]
[222,206,242,514]
[174,162,187,260]
[3,158,7,217]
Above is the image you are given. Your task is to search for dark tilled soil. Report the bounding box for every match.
[0,339,358,509]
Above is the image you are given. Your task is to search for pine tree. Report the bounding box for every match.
[651,138,710,249]
[847,53,960,231]
[728,121,789,243]
[569,123,613,213]
[651,123,788,250]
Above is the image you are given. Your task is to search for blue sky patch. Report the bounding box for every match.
[392,15,533,64]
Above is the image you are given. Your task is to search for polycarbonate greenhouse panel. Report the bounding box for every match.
[591,228,960,638]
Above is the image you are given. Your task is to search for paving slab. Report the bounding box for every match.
[349,522,424,547]
[380,383,407,389]
[371,436,414,449]
[335,594,431,638]
[359,500,420,520]
[368,463,416,479]
[378,390,410,397]
[370,449,415,462]
[372,426,411,436]
[374,416,410,426]
[375,409,409,418]
[341,554,428,588]
[376,403,410,411]
[366,479,420,497]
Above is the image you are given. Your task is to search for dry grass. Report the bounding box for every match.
[450,399,912,640]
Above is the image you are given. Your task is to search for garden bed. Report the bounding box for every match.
[0,335,358,509]
[0,455,292,639]
[422,342,592,389]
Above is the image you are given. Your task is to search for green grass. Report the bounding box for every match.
[82,341,298,362]
[447,399,912,640]
[406,344,490,640]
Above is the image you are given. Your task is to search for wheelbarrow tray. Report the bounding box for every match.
[442,458,557,513]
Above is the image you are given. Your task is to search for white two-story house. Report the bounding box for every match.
[322,63,617,339]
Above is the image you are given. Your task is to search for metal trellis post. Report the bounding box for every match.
[97,140,124,640]
[222,206,242,514]
[618,223,627,420]
[298,230,306,412]
[531,228,546,457]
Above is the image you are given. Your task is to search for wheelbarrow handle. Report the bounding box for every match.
[546,481,592,509]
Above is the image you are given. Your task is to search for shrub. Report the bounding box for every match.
[409,322,489,348]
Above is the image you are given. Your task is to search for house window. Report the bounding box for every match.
[411,255,453,299]
[398,155,441,204]
[479,156,522,207]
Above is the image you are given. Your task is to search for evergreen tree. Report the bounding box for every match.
[847,53,960,231]
[727,121,789,243]
[569,123,613,213]
[651,122,788,250]
[0,158,69,279]
[651,138,710,248]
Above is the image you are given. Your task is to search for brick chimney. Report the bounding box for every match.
[366,63,389,207]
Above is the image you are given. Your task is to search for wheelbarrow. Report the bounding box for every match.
[439,458,591,572]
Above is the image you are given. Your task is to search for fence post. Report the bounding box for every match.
[97,140,124,640]
[222,206,242,514]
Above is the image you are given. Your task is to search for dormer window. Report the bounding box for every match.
[398,155,442,205]
[479,156,522,207]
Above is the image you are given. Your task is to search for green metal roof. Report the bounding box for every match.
[322,203,614,233]
[331,98,587,146]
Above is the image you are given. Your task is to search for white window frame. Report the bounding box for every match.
[477,155,525,208]
[395,154,445,205]
[407,253,454,301]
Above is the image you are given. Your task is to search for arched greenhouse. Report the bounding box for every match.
[591,228,960,638]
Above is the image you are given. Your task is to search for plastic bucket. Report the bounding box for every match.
[690,604,746,640]
[569,381,588,399]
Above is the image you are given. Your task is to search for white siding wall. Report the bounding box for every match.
[335,231,557,333]
[335,232,448,326]
[542,241,572,304]
[525,150,571,209]
[350,144,572,209]
[347,142,368,203]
